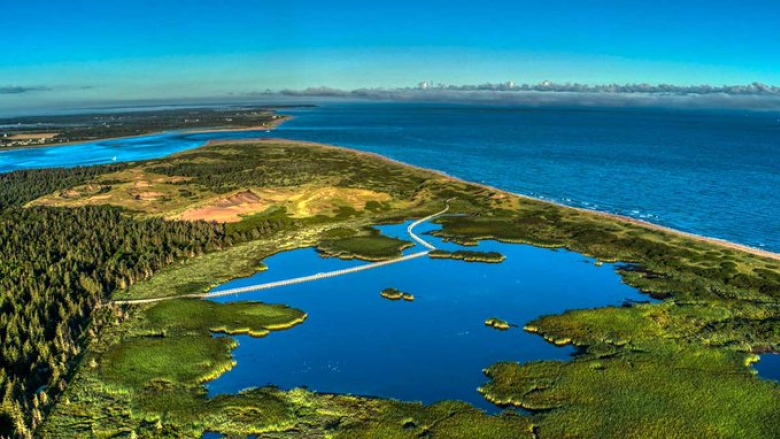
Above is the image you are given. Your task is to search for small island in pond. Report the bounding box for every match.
[485,317,511,331]
[429,249,506,263]
[380,288,415,302]
[318,235,414,262]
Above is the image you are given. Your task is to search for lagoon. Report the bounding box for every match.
[207,222,651,411]
[0,130,275,173]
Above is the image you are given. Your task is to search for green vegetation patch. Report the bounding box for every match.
[99,300,305,390]
[0,205,233,437]
[142,299,306,336]
[525,299,780,353]
[335,399,533,439]
[429,249,506,263]
[0,163,128,210]
[318,235,414,261]
[480,342,780,439]
[100,336,237,387]
[380,288,414,302]
[116,227,319,300]
[436,212,780,304]
[224,206,297,237]
[434,214,568,248]
[485,318,511,331]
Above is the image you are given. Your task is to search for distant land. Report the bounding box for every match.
[0,106,300,149]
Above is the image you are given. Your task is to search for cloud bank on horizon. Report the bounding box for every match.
[4,82,780,115]
[258,83,780,111]
[0,86,51,95]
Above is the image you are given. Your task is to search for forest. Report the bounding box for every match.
[0,166,247,438]
[0,165,127,211]
[0,203,237,437]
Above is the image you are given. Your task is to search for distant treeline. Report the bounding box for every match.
[0,107,279,147]
[0,204,235,437]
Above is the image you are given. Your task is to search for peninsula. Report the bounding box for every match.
[1,133,778,439]
[0,106,296,150]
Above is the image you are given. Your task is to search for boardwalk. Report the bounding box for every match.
[112,201,451,305]
[208,251,430,298]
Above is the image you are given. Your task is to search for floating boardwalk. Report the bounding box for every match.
[112,201,451,305]
[209,251,430,298]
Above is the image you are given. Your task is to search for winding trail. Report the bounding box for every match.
[112,201,451,305]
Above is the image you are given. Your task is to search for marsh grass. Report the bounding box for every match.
[141,299,305,335]
[100,336,237,387]
[481,341,780,439]
[429,249,506,263]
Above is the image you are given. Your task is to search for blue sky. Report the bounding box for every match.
[2,0,780,110]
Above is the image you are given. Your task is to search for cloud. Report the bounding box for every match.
[0,85,96,95]
[256,86,780,111]
[277,87,351,98]
[0,85,52,94]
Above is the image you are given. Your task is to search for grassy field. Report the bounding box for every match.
[29,142,409,225]
[35,139,780,438]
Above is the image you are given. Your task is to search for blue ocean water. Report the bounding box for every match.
[207,223,649,410]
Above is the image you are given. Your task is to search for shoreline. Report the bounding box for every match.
[3,121,777,264]
[181,115,292,135]
[205,137,780,263]
[0,115,291,153]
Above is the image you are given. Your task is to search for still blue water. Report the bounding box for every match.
[755,354,780,383]
[0,130,274,173]
[206,223,650,410]
[2,103,777,252]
